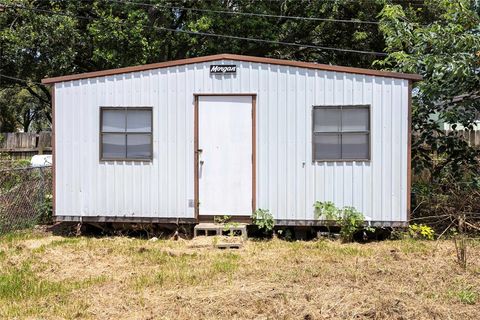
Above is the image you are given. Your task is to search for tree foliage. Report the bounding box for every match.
[1,0,391,131]
[0,86,47,131]
[377,0,480,178]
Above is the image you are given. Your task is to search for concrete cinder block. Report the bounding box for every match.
[194,223,247,239]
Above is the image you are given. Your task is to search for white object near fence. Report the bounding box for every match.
[30,155,52,167]
[42,54,421,226]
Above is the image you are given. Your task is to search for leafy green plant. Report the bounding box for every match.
[314,201,338,235]
[252,209,274,233]
[14,159,31,168]
[223,221,240,237]
[314,201,338,221]
[213,215,238,236]
[408,224,435,240]
[339,207,370,242]
[314,201,371,242]
[36,194,53,224]
[213,215,231,224]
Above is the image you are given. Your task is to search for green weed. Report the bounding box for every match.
[211,252,239,274]
[409,224,435,240]
[0,230,43,244]
[455,288,478,305]
[48,238,82,248]
[0,262,108,301]
[0,262,64,300]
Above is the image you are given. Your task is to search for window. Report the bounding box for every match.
[312,105,370,161]
[100,107,152,161]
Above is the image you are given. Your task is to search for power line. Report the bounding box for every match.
[105,0,381,25]
[162,27,387,55]
[2,3,388,56]
[3,5,92,21]
[0,74,45,86]
[102,0,428,5]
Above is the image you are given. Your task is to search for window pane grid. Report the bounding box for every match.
[313,105,370,161]
[100,107,152,161]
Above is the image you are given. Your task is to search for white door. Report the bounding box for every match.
[198,95,253,216]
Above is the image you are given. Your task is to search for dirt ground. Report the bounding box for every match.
[0,230,479,320]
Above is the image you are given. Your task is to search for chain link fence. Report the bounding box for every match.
[0,166,52,235]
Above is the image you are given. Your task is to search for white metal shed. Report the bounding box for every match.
[42,54,421,227]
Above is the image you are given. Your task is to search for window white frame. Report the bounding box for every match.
[312,105,371,161]
[100,107,153,161]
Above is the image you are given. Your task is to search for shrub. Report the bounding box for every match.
[411,173,480,235]
[252,209,274,234]
[408,224,435,240]
[36,194,53,224]
[339,207,369,242]
[314,201,371,242]
[313,201,338,221]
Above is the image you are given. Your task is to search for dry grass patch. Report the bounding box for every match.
[0,232,479,319]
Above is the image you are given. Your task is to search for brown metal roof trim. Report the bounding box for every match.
[42,53,422,84]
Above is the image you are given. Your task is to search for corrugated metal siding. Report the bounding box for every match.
[55,60,409,223]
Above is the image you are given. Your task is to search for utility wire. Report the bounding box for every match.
[104,0,381,25]
[1,3,388,56]
[162,27,387,55]
[0,74,45,86]
[102,0,428,6]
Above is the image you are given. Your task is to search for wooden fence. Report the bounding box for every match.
[0,132,52,159]
[445,130,480,148]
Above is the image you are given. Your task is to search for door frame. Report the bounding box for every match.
[194,93,257,222]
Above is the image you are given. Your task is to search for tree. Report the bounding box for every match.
[0,86,50,131]
[377,0,480,178]
[1,0,82,130]
[0,0,418,132]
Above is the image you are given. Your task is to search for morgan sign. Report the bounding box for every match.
[210,64,237,74]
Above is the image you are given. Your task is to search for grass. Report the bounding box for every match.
[0,261,107,300]
[0,229,44,243]
[455,288,478,305]
[448,279,480,305]
[211,252,239,274]
[0,262,58,299]
[0,256,108,318]
[0,231,479,319]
